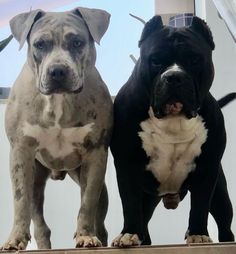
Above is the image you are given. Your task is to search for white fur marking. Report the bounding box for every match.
[139,107,207,195]
[23,122,94,159]
[44,94,64,126]
[23,94,94,168]
[161,63,183,79]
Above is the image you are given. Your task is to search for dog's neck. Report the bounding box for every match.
[39,93,80,127]
[139,107,208,196]
[43,94,64,127]
[146,107,204,144]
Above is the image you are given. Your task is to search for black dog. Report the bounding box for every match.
[111,16,235,246]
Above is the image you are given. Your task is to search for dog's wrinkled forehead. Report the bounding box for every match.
[30,12,90,44]
[139,15,215,55]
[10,7,110,49]
[166,27,210,48]
[143,27,212,58]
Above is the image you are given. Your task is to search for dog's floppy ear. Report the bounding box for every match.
[10,9,45,50]
[74,7,110,45]
[190,16,215,50]
[139,15,163,47]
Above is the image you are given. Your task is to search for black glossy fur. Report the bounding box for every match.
[111,16,234,245]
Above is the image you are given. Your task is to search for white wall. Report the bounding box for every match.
[206,0,236,224]
[196,0,236,239]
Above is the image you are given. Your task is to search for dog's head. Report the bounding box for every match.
[139,16,215,119]
[10,7,110,95]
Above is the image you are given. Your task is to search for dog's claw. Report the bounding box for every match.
[1,238,28,250]
[112,233,141,247]
[75,235,102,248]
[186,235,213,244]
[111,234,123,247]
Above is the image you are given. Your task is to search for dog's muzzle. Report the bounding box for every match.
[39,64,83,95]
[151,66,199,119]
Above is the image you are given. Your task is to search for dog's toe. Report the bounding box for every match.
[186,235,213,244]
[112,233,141,247]
[111,234,123,247]
[75,235,102,248]
[1,238,28,250]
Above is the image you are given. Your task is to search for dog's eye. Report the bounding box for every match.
[150,57,162,68]
[72,39,83,49]
[34,40,45,50]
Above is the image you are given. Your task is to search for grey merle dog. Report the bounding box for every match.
[2,7,113,250]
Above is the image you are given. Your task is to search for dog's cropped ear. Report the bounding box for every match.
[139,15,163,47]
[190,16,215,50]
[10,9,45,50]
[74,7,110,45]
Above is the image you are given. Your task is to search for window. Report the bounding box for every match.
[169,13,194,27]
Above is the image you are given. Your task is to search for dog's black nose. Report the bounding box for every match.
[162,71,186,87]
[48,65,68,81]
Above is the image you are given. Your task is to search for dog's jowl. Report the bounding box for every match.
[111,16,234,246]
[2,7,113,250]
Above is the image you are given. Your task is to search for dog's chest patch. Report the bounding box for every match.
[23,122,93,169]
[139,108,207,196]
[22,94,94,170]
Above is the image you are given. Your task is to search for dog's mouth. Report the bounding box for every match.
[39,84,83,95]
[164,102,183,115]
[153,100,198,119]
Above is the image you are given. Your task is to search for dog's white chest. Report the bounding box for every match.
[23,122,93,158]
[139,108,207,196]
[22,94,93,170]
[23,122,93,169]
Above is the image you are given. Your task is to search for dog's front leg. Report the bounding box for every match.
[186,162,220,244]
[1,146,35,250]
[111,160,143,247]
[74,147,108,248]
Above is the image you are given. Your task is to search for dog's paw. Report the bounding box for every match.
[112,233,141,247]
[1,237,28,250]
[75,235,102,248]
[186,235,213,244]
